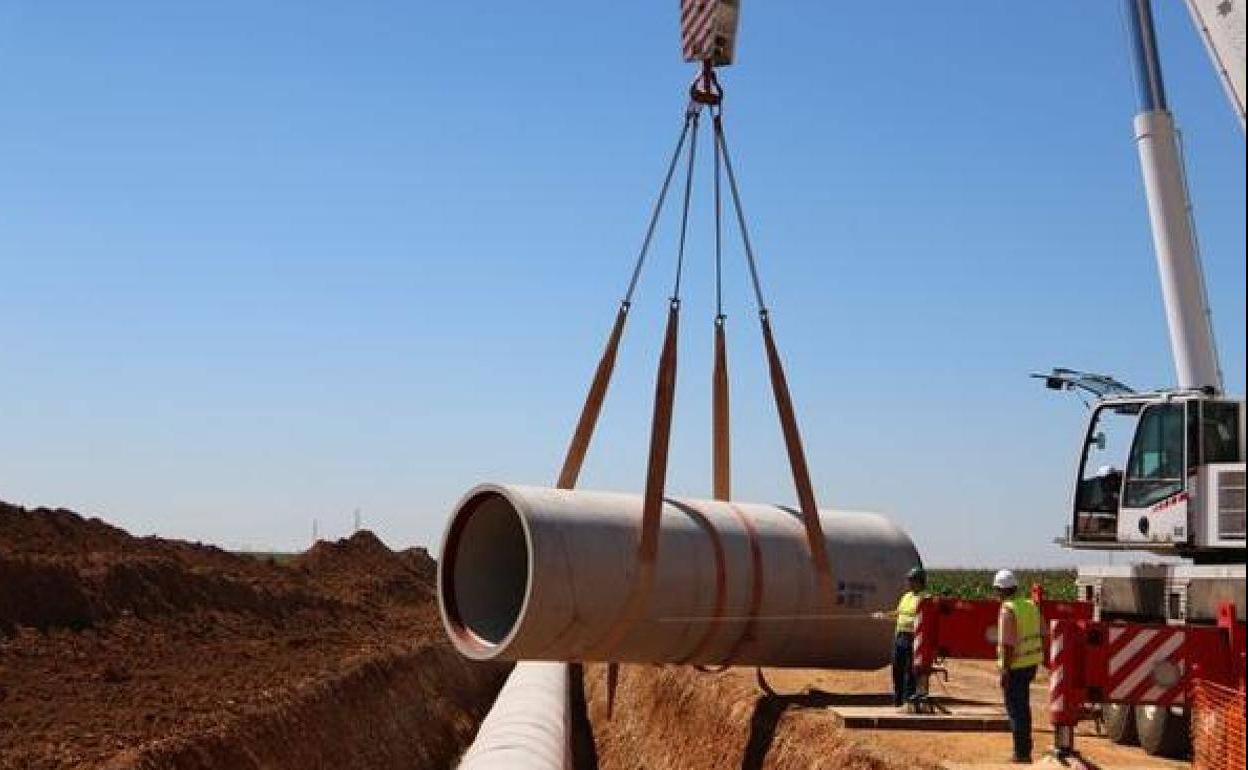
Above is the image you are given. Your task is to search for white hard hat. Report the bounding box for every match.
[1096,465,1115,477]
[992,569,1018,590]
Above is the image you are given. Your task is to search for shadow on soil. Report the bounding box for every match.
[569,663,600,770]
[741,687,992,770]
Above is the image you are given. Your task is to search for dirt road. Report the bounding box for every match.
[734,662,1189,769]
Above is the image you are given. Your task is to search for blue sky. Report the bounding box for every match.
[1,2,1243,566]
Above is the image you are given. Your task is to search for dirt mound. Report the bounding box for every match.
[0,502,332,635]
[0,499,503,770]
[0,502,136,556]
[399,546,437,583]
[294,530,434,605]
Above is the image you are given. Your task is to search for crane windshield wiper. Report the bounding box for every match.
[1031,368,1136,399]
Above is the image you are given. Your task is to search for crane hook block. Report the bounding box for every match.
[681,0,739,67]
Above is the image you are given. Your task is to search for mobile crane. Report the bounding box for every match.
[1028,0,1246,757]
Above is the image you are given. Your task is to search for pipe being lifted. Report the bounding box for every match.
[438,484,921,669]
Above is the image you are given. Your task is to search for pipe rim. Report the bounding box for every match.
[437,483,535,660]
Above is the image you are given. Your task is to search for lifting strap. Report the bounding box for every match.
[590,106,701,715]
[712,317,730,500]
[634,103,700,624]
[556,105,696,722]
[714,111,837,608]
[711,103,731,503]
[555,113,696,490]
[556,302,628,490]
[591,106,702,667]
[714,107,835,695]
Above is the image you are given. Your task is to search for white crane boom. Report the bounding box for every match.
[1183,0,1246,130]
[1126,0,1225,393]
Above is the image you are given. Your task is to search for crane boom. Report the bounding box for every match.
[1183,0,1247,130]
[1126,0,1225,393]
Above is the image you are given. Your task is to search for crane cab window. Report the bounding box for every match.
[1202,401,1242,464]
[1124,403,1185,509]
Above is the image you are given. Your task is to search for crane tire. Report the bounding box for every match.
[1135,705,1190,758]
[1104,703,1138,745]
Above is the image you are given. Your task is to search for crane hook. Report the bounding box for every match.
[689,60,723,106]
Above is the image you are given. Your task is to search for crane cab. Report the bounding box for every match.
[1067,390,1245,558]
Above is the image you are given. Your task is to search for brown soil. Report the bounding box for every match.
[0,500,507,770]
[576,662,1190,770]
[580,663,936,770]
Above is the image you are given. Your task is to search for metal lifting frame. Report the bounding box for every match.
[1047,601,1245,758]
[910,592,1246,759]
[909,587,1095,708]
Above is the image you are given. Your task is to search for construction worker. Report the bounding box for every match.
[891,566,927,708]
[993,569,1043,764]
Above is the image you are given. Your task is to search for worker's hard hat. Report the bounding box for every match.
[992,569,1018,590]
[907,567,926,582]
[1096,465,1115,477]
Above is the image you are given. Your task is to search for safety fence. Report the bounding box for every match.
[1192,679,1245,770]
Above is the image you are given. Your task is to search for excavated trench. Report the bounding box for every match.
[101,644,508,770]
[571,663,933,770]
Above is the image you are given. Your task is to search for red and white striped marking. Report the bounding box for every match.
[1049,624,1067,714]
[681,0,717,62]
[1106,626,1189,705]
[913,603,930,667]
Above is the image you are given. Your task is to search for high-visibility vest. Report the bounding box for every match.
[895,591,923,634]
[1000,598,1044,670]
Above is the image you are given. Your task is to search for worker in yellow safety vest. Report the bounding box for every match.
[890,566,927,709]
[993,569,1044,764]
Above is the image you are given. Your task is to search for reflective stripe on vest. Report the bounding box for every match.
[896,591,922,634]
[1001,598,1044,670]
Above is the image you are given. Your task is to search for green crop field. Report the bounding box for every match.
[926,569,1077,601]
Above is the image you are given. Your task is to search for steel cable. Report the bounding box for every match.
[623,112,697,306]
[671,107,702,300]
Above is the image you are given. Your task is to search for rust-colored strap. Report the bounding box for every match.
[717,502,763,666]
[556,303,629,716]
[668,500,727,665]
[556,302,629,490]
[588,300,681,659]
[712,317,730,501]
[638,300,680,568]
[759,311,836,606]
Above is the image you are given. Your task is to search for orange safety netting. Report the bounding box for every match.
[1192,679,1245,770]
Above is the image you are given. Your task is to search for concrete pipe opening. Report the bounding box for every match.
[439,490,531,656]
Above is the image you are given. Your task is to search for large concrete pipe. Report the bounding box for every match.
[457,661,570,770]
[438,483,920,668]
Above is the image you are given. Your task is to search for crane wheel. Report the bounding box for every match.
[1134,705,1190,758]
[1103,703,1138,745]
